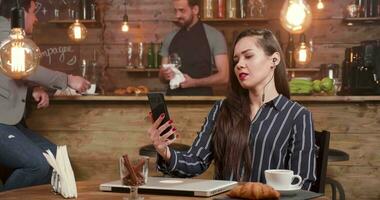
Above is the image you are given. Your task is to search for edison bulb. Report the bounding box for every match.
[295,42,312,66]
[0,28,41,79]
[280,0,312,34]
[121,21,129,32]
[68,20,87,42]
[317,0,324,10]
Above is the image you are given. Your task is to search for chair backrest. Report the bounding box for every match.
[310,130,330,193]
[0,165,12,184]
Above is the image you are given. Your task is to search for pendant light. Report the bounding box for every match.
[0,2,41,79]
[317,0,324,10]
[280,0,312,34]
[121,0,129,32]
[295,34,312,66]
[68,12,87,42]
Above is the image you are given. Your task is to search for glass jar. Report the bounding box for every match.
[203,0,214,18]
[227,0,237,18]
[246,0,266,18]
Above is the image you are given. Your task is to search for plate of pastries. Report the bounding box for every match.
[114,85,149,95]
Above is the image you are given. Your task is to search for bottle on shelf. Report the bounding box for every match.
[154,43,162,68]
[216,0,226,18]
[238,0,246,18]
[357,0,365,17]
[203,0,214,19]
[147,43,155,68]
[90,0,97,20]
[285,34,296,68]
[137,42,144,69]
[227,0,237,18]
[79,0,91,20]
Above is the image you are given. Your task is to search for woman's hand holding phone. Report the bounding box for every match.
[147,113,177,161]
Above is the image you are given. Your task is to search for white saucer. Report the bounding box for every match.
[276,185,302,196]
[82,93,99,96]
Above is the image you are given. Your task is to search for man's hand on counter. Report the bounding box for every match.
[67,75,91,93]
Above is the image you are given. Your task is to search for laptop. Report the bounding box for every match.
[99,176,238,197]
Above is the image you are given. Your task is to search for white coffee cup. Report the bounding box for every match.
[265,169,302,190]
[85,84,96,94]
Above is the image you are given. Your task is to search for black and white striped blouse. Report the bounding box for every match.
[157,94,317,190]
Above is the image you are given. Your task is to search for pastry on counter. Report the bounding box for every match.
[227,182,280,200]
[136,85,149,94]
[114,86,149,95]
[114,88,128,95]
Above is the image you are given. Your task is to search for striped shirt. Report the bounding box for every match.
[157,95,316,190]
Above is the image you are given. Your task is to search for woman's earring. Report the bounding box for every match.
[271,58,277,69]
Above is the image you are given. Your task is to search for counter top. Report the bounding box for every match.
[51,95,380,102]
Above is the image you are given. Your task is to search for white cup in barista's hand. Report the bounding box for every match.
[85,84,96,94]
[264,169,302,190]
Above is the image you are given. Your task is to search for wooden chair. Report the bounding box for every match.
[310,130,330,194]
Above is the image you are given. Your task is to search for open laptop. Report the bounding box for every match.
[99,176,237,197]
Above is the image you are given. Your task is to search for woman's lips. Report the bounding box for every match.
[239,73,249,80]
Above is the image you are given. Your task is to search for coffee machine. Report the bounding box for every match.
[341,40,380,95]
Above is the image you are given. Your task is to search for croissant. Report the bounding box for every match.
[227,182,280,200]
[114,88,127,95]
[137,85,149,94]
[126,86,136,94]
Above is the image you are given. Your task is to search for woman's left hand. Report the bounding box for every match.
[147,112,177,160]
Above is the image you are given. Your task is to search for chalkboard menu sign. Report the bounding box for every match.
[39,45,80,72]
[35,0,96,23]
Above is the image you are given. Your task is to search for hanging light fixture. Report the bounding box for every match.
[280,0,312,34]
[68,10,88,42]
[0,2,41,79]
[121,0,129,32]
[317,0,324,10]
[295,34,312,66]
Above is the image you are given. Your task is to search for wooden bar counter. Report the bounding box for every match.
[25,95,380,200]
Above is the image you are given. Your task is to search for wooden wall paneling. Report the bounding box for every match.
[103,21,176,44]
[306,103,380,135]
[105,0,175,21]
[327,166,380,200]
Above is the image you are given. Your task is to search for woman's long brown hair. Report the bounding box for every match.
[212,29,290,181]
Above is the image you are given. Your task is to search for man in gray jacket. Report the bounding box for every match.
[0,0,90,191]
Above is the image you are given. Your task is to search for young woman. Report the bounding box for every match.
[148,29,316,190]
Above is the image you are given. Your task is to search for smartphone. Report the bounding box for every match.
[147,93,175,140]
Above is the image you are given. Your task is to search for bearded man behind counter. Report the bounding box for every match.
[159,0,229,96]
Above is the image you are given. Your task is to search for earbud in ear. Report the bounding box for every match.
[272,58,277,63]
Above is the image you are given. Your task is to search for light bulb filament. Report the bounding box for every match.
[280,0,312,34]
[74,26,82,39]
[122,22,129,32]
[10,42,26,72]
[286,3,306,27]
[317,0,324,10]
[298,48,307,62]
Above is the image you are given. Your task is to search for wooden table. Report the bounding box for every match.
[0,180,328,200]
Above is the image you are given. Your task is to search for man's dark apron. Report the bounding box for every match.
[167,21,213,96]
